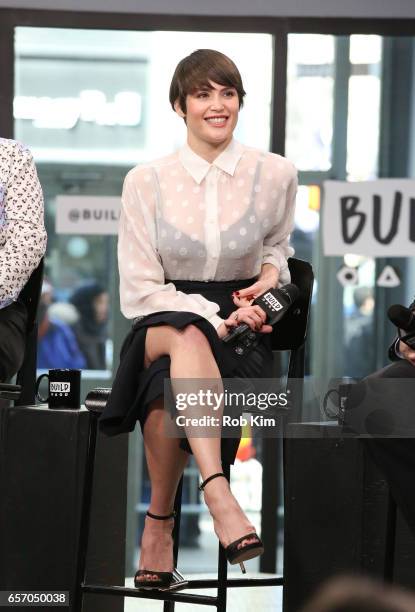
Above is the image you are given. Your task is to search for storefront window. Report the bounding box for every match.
[14,27,273,377]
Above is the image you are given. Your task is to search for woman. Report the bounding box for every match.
[99,49,298,590]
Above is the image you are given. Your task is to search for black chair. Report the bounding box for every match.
[0,258,44,404]
[80,257,314,611]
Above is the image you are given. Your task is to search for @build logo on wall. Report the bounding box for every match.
[56,196,121,235]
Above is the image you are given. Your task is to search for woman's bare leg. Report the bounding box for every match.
[137,324,259,582]
[136,396,190,583]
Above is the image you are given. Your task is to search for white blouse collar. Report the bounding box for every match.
[179,139,244,184]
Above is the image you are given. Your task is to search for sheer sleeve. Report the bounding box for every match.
[261,161,298,286]
[118,169,224,330]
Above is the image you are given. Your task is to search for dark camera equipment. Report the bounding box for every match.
[322,376,415,437]
[387,304,415,350]
[222,283,300,355]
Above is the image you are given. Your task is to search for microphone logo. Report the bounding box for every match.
[262,292,283,312]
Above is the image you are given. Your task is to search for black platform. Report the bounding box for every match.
[0,403,128,612]
[283,422,415,612]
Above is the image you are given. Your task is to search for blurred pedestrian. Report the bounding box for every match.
[37,280,86,370]
[70,282,109,370]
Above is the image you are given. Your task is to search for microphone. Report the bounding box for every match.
[387,304,415,333]
[223,283,300,353]
[387,304,415,350]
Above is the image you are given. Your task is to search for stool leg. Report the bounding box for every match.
[163,475,184,612]
[384,492,397,583]
[172,476,183,566]
[217,544,228,611]
[216,463,230,611]
[73,413,98,612]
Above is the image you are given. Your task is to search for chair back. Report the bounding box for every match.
[270,257,314,353]
[14,258,44,405]
[268,257,314,424]
[18,258,44,334]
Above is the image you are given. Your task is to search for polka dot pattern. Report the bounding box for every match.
[118,143,297,320]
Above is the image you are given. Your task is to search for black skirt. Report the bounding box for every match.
[99,277,274,464]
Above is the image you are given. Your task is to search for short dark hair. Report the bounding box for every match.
[169,49,246,114]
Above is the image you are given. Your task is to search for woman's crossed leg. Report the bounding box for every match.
[136,324,260,584]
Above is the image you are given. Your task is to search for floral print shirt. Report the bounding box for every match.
[0,139,47,309]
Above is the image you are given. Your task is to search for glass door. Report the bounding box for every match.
[285,34,415,389]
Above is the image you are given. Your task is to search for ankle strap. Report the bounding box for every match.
[198,472,228,491]
[146,510,176,520]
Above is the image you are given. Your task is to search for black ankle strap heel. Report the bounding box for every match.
[198,472,228,491]
[135,508,186,591]
[146,510,176,520]
[198,471,264,574]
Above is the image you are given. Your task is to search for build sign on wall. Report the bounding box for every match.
[323,180,415,257]
[56,195,120,235]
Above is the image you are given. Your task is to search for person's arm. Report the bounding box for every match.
[118,169,224,330]
[261,160,298,287]
[258,262,280,289]
[396,339,415,366]
[231,159,298,310]
[0,141,47,309]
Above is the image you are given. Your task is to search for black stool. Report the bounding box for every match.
[80,257,314,611]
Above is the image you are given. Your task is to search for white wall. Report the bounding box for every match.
[2,0,415,18]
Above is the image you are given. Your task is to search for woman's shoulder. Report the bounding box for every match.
[262,151,297,178]
[124,151,180,185]
[242,144,297,179]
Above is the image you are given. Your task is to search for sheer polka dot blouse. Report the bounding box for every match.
[118,138,298,331]
[0,139,47,309]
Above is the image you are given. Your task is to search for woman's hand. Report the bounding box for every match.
[217,305,273,339]
[231,276,279,309]
[398,340,415,366]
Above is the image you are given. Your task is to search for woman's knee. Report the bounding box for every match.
[144,323,211,369]
[174,324,210,349]
[144,325,180,368]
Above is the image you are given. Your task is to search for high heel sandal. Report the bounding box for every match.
[199,472,264,574]
[134,510,187,591]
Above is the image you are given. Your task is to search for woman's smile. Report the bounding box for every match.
[176,80,240,160]
[204,115,229,127]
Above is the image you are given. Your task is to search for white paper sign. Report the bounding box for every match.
[323,180,415,257]
[56,196,121,235]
